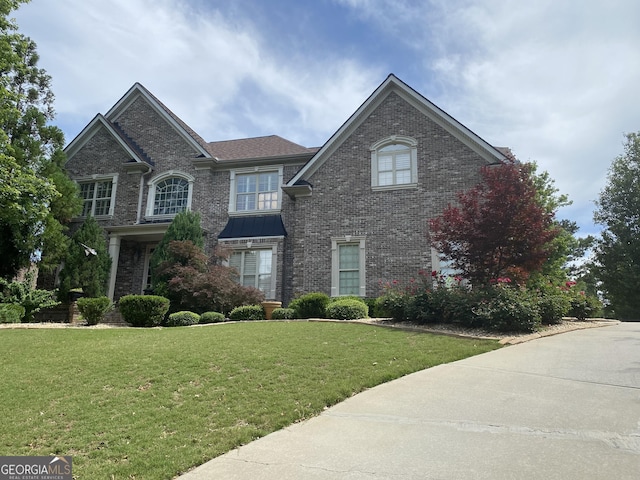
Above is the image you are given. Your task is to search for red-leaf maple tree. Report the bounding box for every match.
[429,159,560,285]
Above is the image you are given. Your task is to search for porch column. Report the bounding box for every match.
[107,235,121,300]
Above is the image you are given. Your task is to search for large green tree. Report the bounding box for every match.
[529,163,594,287]
[0,0,81,279]
[57,216,111,300]
[593,132,640,319]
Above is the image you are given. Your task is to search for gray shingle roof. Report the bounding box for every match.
[207,135,318,161]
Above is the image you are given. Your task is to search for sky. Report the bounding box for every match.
[13,0,640,237]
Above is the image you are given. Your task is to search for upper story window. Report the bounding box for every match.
[229,167,283,214]
[77,174,118,217]
[371,136,418,190]
[154,177,189,215]
[146,171,194,220]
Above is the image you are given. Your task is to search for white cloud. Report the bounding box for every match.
[419,0,640,234]
[15,0,381,146]
[14,0,640,235]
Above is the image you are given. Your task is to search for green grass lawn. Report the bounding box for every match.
[0,321,501,479]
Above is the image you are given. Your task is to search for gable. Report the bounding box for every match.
[287,74,507,187]
[65,114,151,169]
[106,88,210,160]
[66,83,212,166]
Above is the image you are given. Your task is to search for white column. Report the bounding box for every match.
[107,235,121,300]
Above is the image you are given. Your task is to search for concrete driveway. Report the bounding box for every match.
[178,322,640,479]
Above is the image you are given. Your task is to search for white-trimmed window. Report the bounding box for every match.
[146,171,194,219]
[371,136,418,189]
[77,174,118,217]
[229,246,276,298]
[229,167,283,214]
[331,236,366,297]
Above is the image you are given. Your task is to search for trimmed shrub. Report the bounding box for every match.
[229,305,265,321]
[330,295,366,305]
[77,296,113,326]
[166,311,200,327]
[118,295,170,327]
[199,311,226,324]
[288,292,330,319]
[474,286,541,333]
[325,298,368,320]
[271,307,296,320]
[0,303,25,324]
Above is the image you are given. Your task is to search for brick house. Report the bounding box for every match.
[63,74,508,304]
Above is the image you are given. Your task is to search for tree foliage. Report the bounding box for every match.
[593,132,640,319]
[526,163,596,287]
[429,158,560,286]
[150,210,204,296]
[57,216,111,300]
[154,240,264,314]
[0,0,81,279]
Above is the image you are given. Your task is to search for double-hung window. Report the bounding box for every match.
[229,249,274,297]
[230,167,282,214]
[77,174,117,217]
[331,237,366,297]
[371,136,418,189]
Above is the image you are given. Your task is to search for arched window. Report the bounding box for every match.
[146,171,194,219]
[370,136,418,189]
[154,177,189,215]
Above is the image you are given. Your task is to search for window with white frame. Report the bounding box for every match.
[229,248,275,297]
[77,174,118,217]
[229,167,282,213]
[146,171,194,219]
[371,136,418,189]
[331,237,366,297]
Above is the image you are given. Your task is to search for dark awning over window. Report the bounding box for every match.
[218,215,287,239]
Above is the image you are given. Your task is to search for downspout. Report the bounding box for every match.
[136,168,153,224]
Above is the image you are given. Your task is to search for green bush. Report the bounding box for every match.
[474,286,541,333]
[325,298,368,320]
[537,292,570,325]
[568,293,601,320]
[77,296,113,326]
[229,305,265,321]
[0,272,59,322]
[363,297,380,317]
[374,291,410,322]
[271,307,296,320]
[288,292,330,319]
[166,311,200,327]
[0,303,25,324]
[405,291,437,324]
[199,311,226,324]
[118,295,170,327]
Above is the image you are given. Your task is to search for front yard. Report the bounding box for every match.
[0,321,500,478]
